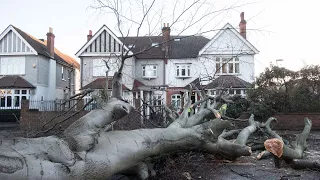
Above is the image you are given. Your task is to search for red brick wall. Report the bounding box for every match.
[19,100,89,136]
[272,113,320,130]
[166,88,184,105]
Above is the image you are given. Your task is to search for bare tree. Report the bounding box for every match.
[0,0,315,179]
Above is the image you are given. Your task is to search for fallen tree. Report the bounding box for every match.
[0,71,315,179]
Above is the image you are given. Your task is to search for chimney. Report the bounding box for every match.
[162,23,170,58]
[87,30,93,42]
[239,12,247,39]
[46,27,55,57]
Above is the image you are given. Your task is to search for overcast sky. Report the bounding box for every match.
[1,0,319,76]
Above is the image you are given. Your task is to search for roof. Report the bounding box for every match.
[120,35,210,59]
[0,76,35,89]
[185,78,202,89]
[199,23,259,55]
[206,75,252,89]
[11,25,80,69]
[133,79,145,91]
[82,77,129,91]
[75,25,128,57]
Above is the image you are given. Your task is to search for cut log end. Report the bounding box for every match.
[264,138,284,158]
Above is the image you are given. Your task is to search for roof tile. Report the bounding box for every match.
[12,26,80,69]
[0,76,35,89]
[206,75,252,89]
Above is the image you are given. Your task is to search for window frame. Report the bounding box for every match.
[171,94,181,109]
[215,57,240,75]
[0,57,26,75]
[0,88,30,109]
[152,95,162,106]
[92,58,118,77]
[61,66,65,80]
[142,64,157,78]
[176,63,191,78]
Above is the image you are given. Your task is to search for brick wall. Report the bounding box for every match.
[236,113,320,130]
[19,100,89,136]
[272,113,320,130]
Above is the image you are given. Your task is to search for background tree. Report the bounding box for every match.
[248,65,320,120]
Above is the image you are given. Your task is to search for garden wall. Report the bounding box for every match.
[237,113,320,130]
[19,100,89,135]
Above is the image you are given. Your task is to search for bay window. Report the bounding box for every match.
[215,57,239,74]
[176,63,191,78]
[142,65,157,78]
[0,89,30,109]
[0,57,25,75]
[93,58,118,77]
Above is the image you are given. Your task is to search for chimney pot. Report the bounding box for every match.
[162,23,171,58]
[239,12,247,39]
[46,27,55,57]
[87,30,93,42]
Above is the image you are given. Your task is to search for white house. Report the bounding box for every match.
[75,26,135,104]
[0,25,80,109]
[78,12,258,117]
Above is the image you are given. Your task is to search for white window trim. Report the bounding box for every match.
[152,95,163,106]
[209,88,247,96]
[176,63,191,78]
[171,94,181,109]
[62,66,65,80]
[92,58,118,77]
[0,57,26,75]
[215,57,240,75]
[142,64,157,78]
[0,89,30,109]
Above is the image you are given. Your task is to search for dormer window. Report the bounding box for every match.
[174,38,181,41]
[151,42,159,47]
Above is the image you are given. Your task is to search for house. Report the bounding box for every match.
[0,25,80,109]
[77,12,258,116]
[75,27,135,104]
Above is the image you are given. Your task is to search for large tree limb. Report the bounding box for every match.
[264,118,312,160]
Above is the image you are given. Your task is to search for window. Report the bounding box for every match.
[215,57,239,74]
[0,57,25,75]
[93,58,118,77]
[152,95,162,106]
[171,94,181,109]
[176,64,191,78]
[142,65,157,78]
[0,89,30,108]
[62,66,65,80]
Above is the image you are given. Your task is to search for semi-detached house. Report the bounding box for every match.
[0,25,80,109]
[77,12,258,117]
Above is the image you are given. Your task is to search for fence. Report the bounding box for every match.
[28,99,98,111]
